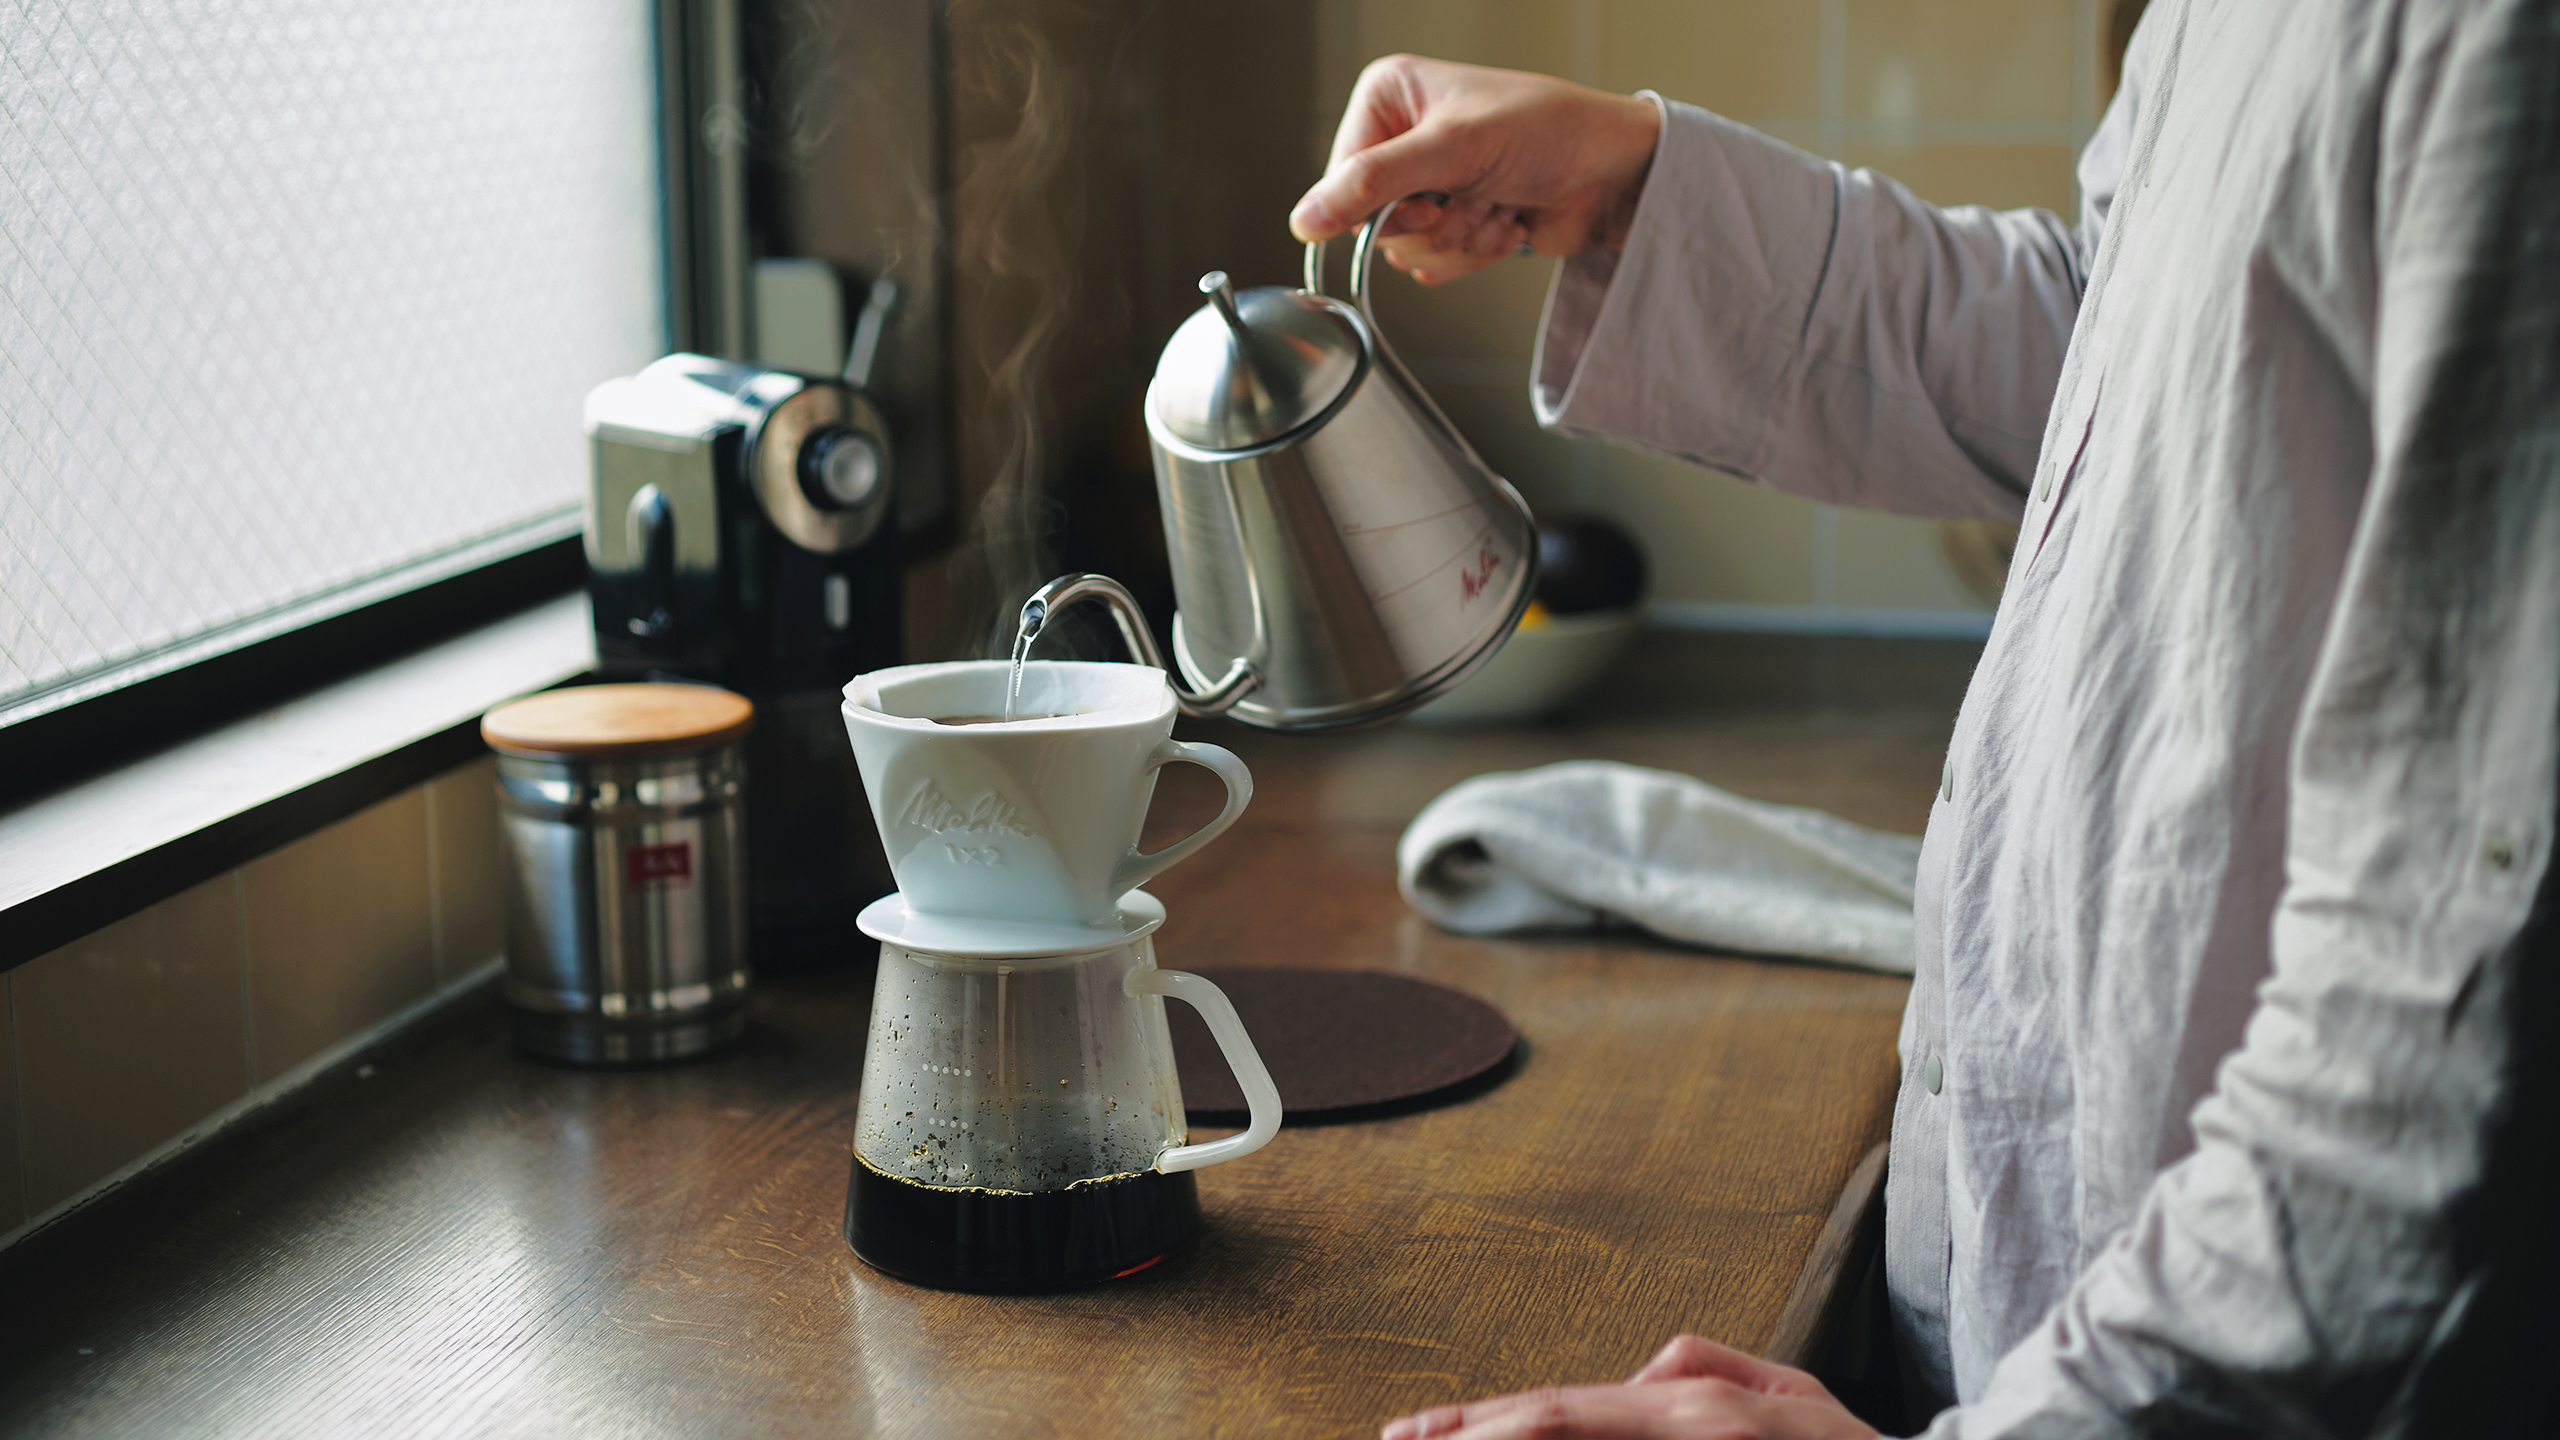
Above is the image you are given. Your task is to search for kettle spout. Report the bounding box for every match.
[1020,573,1258,719]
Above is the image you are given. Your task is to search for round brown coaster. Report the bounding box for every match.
[1168,968,1520,1123]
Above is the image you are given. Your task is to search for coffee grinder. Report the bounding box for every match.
[583,280,903,965]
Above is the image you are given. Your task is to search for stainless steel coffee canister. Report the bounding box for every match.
[483,685,754,1065]
[1139,196,1539,730]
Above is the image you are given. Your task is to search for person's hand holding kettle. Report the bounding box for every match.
[1290,56,1664,286]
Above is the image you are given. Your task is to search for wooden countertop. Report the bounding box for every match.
[0,632,1973,1439]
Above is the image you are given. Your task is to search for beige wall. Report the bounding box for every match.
[0,760,505,1235]
[1312,0,2109,618]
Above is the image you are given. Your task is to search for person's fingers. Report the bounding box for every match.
[1384,1384,1679,1439]
[1365,202,1521,287]
[1378,196,1448,237]
[1454,1382,1874,1440]
[1386,1372,1879,1440]
[1442,1401,1665,1440]
[1326,54,1429,169]
[1628,1334,1778,1386]
[1424,219,1516,278]
[1300,57,1661,254]
[1379,1408,1435,1440]
[1384,1390,1539,1439]
[1376,231,1440,275]
[1625,1335,1845,1415]
[1410,251,1502,286]
[1485,206,1536,259]
[1414,196,1490,256]
[1457,212,1523,259]
[1520,196,1603,259]
[1293,123,1462,241]
[1375,229,1498,287]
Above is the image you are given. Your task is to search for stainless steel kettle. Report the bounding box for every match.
[1038,199,1539,731]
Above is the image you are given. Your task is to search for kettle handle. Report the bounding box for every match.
[1021,573,1259,719]
[1301,192,1446,321]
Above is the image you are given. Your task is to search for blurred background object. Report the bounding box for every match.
[1938,518,2020,605]
[1536,517,1650,616]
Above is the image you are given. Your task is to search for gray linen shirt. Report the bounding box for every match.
[1530,1,2559,1431]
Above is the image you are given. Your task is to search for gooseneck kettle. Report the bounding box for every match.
[1030,198,1540,731]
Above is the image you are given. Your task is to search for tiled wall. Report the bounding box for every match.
[0,758,505,1237]
[1312,0,2108,618]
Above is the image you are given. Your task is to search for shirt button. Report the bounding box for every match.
[1940,758,1954,802]
[2483,833,2517,871]
[1924,1053,1944,1094]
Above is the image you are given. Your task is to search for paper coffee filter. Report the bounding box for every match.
[846,659,1171,728]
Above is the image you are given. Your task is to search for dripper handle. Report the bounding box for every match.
[1022,573,1258,719]
[1128,967,1281,1173]
[1113,737,1253,896]
[1300,192,1445,322]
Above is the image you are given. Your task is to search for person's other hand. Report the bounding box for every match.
[1379,1333,1881,1440]
[1291,55,1661,286]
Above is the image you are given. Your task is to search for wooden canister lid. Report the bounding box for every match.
[482,684,754,758]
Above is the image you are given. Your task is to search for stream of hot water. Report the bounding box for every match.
[1003,595,1047,723]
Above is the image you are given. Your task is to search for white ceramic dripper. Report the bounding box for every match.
[841,660,1252,927]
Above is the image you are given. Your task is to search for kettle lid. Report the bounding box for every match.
[1148,271,1365,452]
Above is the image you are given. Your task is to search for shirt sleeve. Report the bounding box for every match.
[1924,6,2560,1434]
[1529,97,2101,521]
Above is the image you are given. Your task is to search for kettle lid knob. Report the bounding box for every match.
[1200,270,1247,337]
[1146,269,1366,453]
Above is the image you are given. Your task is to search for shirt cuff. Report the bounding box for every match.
[1530,97,1842,480]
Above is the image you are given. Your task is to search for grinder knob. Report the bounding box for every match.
[799,424,884,510]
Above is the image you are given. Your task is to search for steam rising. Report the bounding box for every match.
[759,0,1094,660]
[952,2,1085,658]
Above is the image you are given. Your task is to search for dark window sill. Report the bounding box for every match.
[0,596,594,972]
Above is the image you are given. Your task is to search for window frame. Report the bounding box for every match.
[0,1,748,806]
[0,539,584,810]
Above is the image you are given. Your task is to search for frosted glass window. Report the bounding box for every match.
[0,2,665,725]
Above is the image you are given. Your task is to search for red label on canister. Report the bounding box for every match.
[626,840,694,888]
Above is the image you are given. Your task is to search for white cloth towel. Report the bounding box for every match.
[1396,760,1922,974]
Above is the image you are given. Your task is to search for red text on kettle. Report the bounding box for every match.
[627,841,695,889]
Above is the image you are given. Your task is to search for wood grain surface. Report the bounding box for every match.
[0,633,1972,1439]
[1764,1140,1891,1370]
